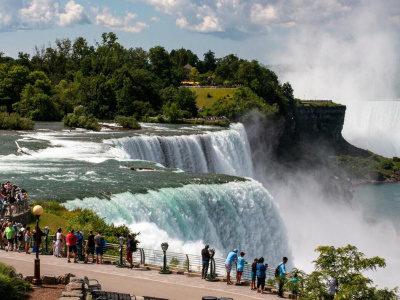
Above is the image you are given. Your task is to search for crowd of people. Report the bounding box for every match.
[201,245,296,299]
[1,181,29,218]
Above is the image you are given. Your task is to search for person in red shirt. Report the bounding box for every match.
[66,229,78,263]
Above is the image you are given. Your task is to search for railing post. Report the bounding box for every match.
[186,254,190,273]
[141,248,145,265]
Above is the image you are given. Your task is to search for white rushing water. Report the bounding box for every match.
[343,101,400,157]
[109,123,253,177]
[64,180,289,261]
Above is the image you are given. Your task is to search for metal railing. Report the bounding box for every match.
[21,237,276,282]
[0,199,30,219]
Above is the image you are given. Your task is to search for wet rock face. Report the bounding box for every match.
[293,106,347,141]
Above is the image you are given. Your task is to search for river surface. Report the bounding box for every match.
[1,122,399,288]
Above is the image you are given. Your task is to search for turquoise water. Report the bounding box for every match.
[353,183,400,232]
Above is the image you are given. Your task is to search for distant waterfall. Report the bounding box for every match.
[343,101,400,157]
[64,179,289,261]
[109,123,253,177]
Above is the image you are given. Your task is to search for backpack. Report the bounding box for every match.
[129,240,137,252]
[275,263,282,277]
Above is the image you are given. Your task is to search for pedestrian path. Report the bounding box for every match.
[0,251,281,300]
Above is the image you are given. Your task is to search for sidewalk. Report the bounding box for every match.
[0,250,282,300]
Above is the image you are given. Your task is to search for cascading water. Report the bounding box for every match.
[343,101,400,157]
[109,123,253,177]
[64,179,289,260]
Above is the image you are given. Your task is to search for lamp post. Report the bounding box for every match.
[32,205,43,287]
[116,236,126,268]
[42,226,51,255]
[159,242,171,274]
[205,248,218,282]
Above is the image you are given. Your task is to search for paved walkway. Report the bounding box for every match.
[0,250,282,300]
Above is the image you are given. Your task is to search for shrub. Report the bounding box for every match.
[169,257,180,268]
[63,106,100,131]
[0,112,34,130]
[0,262,32,300]
[114,116,141,129]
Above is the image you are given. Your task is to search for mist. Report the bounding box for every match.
[273,0,400,157]
[243,110,400,289]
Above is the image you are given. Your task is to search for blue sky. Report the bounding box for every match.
[0,0,399,101]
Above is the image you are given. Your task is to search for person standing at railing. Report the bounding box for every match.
[24,226,31,254]
[236,251,247,285]
[250,258,258,291]
[94,231,105,264]
[225,249,238,285]
[126,234,136,269]
[5,222,15,252]
[256,257,267,294]
[201,244,210,279]
[84,230,95,263]
[54,228,65,257]
[66,229,78,263]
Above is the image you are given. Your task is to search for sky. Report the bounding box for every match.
[0,0,399,100]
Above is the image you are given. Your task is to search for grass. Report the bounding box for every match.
[194,88,236,108]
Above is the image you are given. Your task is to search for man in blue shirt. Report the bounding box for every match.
[278,257,290,298]
[225,249,238,285]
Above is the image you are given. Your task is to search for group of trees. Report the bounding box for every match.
[0,32,293,129]
[280,245,398,299]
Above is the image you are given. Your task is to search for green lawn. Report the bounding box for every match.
[193,88,236,108]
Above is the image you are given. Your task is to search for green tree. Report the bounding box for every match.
[174,87,198,117]
[162,101,183,123]
[203,50,217,72]
[298,245,398,300]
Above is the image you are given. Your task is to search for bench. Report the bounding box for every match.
[84,275,102,293]
[143,297,169,300]
[92,291,135,300]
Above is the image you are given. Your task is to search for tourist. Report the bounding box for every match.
[126,234,136,269]
[84,230,95,263]
[24,226,31,254]
[291,273,299,300]
[278,257,290,298]
[5,223,15,251]
[236,251,247,285]
[250,258,258,290]
[0,219,4,249]
[256,257,267,294]
[225,249,238,285]
[201,244,210,279]
[17,223,25,250]
[54,228,64,257]
[66,229,78,263]
[94,231,105,264]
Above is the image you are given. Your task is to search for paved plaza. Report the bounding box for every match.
[0,251,282,300]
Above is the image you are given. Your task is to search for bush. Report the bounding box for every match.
[114,116,141,129]
[0,112,34,130]
[63,106,101,131]
[0,262,32,300]
[169,257,179,268]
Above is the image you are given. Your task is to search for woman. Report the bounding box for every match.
[24,226,31,254]
[256,257,267,294]
[54,228,64,257]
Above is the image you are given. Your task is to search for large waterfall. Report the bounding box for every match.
[64,180,289,261]
[343,101,400,157]
[109,123,253,177]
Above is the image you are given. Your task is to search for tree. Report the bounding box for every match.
[174,87,198,117]
[297,245,398,300]
[203,50,217,72]
[162,102,183,123]
[149,46,173,86]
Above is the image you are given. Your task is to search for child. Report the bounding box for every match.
[250,258,258,290]
[236,251,247,285]
[291,273,299,300]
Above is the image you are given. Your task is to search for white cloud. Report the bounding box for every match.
[0,0,91,31]
[95,7,149,33]
[58,0,90,27]
[150,16,160,22]
[19,0,59,29]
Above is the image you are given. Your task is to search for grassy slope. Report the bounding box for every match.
[194,88,236,108]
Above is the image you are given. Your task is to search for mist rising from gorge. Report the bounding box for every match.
[272,0,400,157]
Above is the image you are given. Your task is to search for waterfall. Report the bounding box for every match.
[343,101,400,157]
[64,179,289,261]
[109,123,253,177]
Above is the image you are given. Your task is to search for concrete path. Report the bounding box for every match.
[0,250,282,300]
